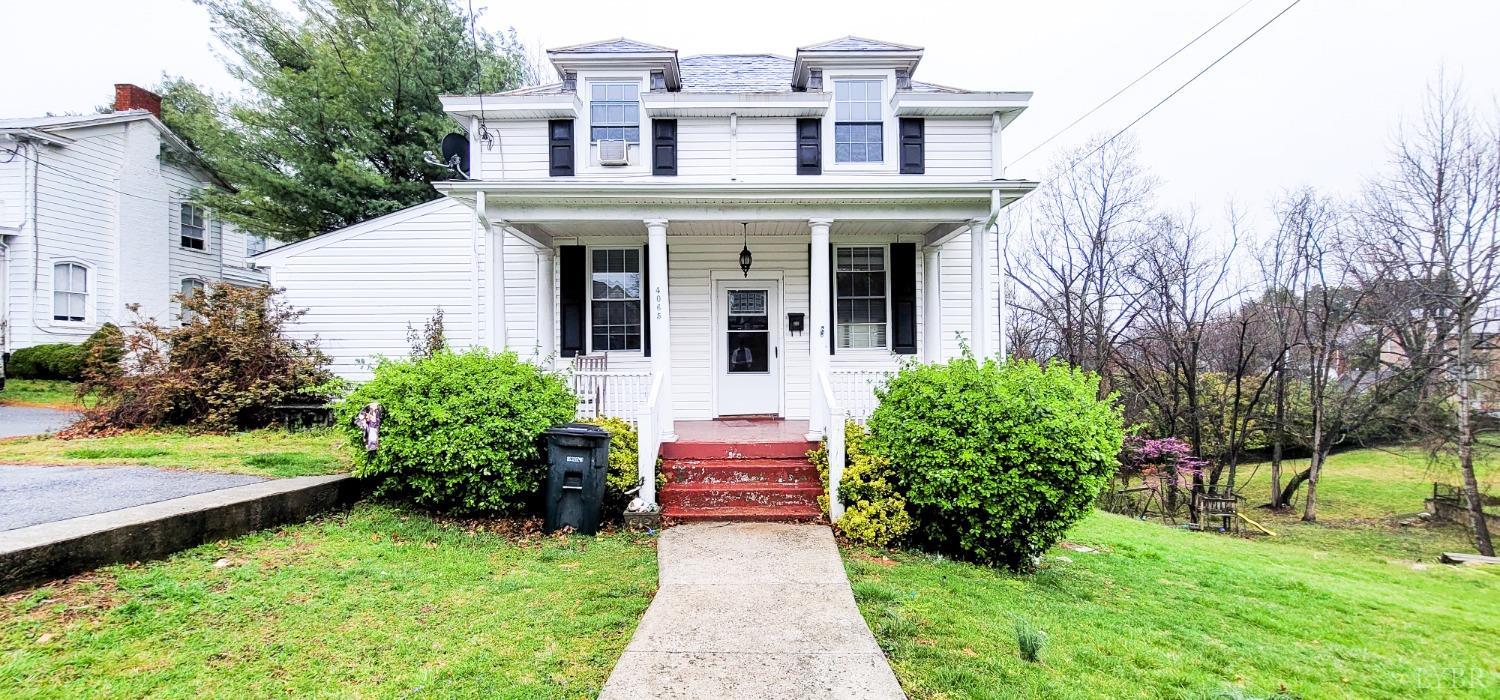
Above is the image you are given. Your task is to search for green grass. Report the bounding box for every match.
[847,513,1500,699]
[0,503,658,699]
[1234,446,1499,560]
[849,444,1500,698]
[0,379,87,409]
[0,429,351,478]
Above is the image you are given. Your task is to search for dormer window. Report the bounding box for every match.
[590,82,640,143]
[834,80,884,163]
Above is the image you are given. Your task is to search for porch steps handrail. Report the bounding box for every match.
[635,371,667,509]
[816,368,847,522]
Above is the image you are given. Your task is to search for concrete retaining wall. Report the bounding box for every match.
[1,475,360,592]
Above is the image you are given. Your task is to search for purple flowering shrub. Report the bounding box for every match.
[1117,436,1208,490]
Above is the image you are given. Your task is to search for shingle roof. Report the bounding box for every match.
[679,54,795,93]
[492,54,977,96]
[0,109,154,130]
[798,36,922,52]
[548,37,676,54]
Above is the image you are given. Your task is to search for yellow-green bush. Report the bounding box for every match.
[812,420,913,548]
[581,415,652,513]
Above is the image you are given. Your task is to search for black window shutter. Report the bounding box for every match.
[796,118,821,175]
[652,120,677,176]
[890,243,917,354]
[559,246,586,357]
[641,244,652,357]
[899,118,925,174]
[829,243,837,355]
[548,120,574,177]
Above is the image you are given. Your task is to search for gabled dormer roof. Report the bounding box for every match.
[797,36,922,52]
[793,36,924,89]
[547,37,682,90]
[548,37,676,54]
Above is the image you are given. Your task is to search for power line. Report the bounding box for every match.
[1032,0,1305,193]
[1010,0,1258,168]
[3,144,174,205]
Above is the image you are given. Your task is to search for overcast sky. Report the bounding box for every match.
[5,0,1498,222]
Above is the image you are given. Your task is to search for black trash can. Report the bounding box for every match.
[542,423,612,535]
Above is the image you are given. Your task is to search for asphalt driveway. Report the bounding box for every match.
[0,405,80,438]
[0,464,265,531]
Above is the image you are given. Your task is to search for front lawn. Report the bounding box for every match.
[0,379,88,409]
[0,429,351,478]
[0,503,658,698]
[848,512,1500,699]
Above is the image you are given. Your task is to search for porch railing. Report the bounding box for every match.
[831,368,894,423]
[816,367,847,522]
[572,369,654,423]
[635,371,667,508]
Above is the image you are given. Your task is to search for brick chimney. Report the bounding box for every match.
[113,84,162,118]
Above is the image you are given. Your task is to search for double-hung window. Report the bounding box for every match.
[180,203,206,250]
[180,278,206,325]
[590,82,640,143]
[835,246,888,349]
[590,248,643,351]
[52,262,88,322]
[834,80,884,163]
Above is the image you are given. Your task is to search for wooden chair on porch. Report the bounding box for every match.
[572,354,608,418]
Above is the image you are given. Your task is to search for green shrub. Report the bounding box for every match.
[812,420,914,548]
[580,415,657,513]
[6,343,86,380]
[339,349,576,513]
[869,356,1124,571]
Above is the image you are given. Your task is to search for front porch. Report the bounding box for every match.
[436,180,1027,517]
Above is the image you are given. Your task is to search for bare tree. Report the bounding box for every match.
[1258,195,1312,509]
[1121,209,1238,456]
[1357,77,1500,555]
[1010,134,1158,394]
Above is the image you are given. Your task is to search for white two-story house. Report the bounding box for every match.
[0,84,273,354]
[255,37,1035,516]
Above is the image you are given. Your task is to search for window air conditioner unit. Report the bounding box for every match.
[598,139,629,166]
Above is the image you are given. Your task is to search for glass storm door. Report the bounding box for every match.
[716,281,781,416]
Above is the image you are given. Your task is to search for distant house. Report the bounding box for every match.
[253,37,1036,519]
[0,84,275,353]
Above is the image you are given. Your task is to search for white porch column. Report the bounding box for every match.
[969,218,991,358]
[645,218,675,439]
[923,246,942,362]
[536,247,555,359]
[808,217,833,439]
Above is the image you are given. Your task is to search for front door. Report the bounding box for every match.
[715,281,781,416]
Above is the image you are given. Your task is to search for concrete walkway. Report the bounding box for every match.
[601,522,905,699]
[0,405,80,438]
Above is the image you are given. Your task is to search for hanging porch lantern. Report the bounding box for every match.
[739,222,753,277]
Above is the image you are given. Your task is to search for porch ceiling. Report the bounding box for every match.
[507,219,955,240]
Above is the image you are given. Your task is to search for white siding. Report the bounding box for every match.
[267,199,481,379]
[676,119,731,178]
[924,118,993,178]
[476,120,550,179]
[8,125,125,348]
[735,118,797,177]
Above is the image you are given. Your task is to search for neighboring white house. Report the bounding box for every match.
[0,84,275,353]
[255,36,1033,452]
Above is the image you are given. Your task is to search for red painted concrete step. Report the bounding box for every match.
[662,458,819,485]
[659,482,822,510]
[660,440,818,460]
[662,504,823,523]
